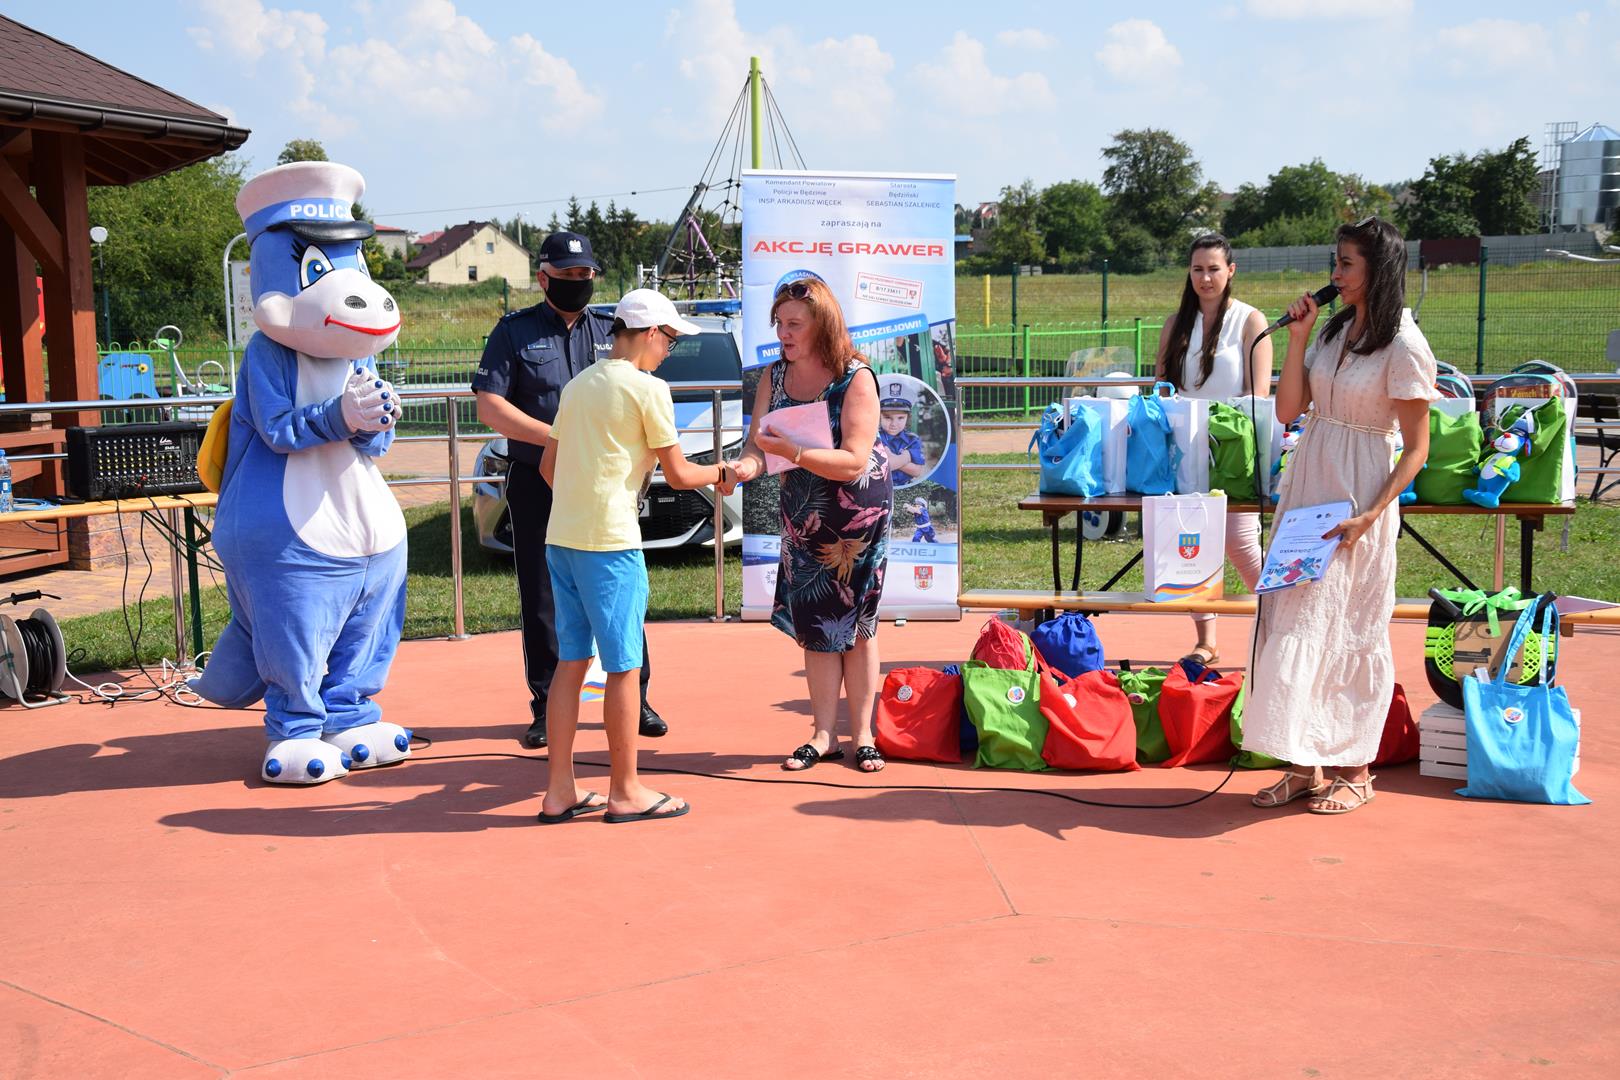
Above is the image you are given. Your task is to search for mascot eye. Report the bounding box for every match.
[299,244,333,289]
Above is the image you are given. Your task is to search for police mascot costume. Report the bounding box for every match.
[194,161,411,785]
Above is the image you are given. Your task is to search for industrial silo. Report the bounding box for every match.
[1556,122,1620,228]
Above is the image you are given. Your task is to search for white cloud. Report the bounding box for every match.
[185,0,602,138]
[1246,0,1411,18]
[1433,18,1553,74]
[913,32,1054,119]
[666,0,896,139]
[996,28,1057,50]
[1095,20,1181,83]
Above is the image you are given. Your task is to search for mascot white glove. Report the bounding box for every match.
[340,370,396,433]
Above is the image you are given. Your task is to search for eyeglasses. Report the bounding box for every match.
[658,327,679,349]
[775,281,815,301]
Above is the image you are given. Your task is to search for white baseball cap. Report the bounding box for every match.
[613,289,701,336]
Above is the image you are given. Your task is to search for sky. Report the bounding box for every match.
[9,0,1620,232]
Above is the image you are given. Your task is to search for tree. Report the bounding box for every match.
[1222,182,1268,239]
[563,197,584,233]
[86,155,249,343]
[1037,180,1108,267]
[1399,153,1480,239]
[1100,129,1219,256]
[984,179,1045,268]
[276,138,328,165]
[1471,137,1539,236]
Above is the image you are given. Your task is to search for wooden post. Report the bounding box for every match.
[32,132,99,429]
[0,219,46,409]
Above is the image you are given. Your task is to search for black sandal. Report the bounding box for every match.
[783,743,844,771]
[855,746,886,773]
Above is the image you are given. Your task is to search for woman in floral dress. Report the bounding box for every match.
[730,277,893,772]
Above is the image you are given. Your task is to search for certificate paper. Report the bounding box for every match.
[760,400,835,474]
[1256,500,1353,593]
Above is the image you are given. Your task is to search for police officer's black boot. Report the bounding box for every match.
[639,702,668,738]
[521,714,548,749]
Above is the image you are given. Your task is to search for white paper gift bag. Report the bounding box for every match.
[1142,493,1227,603]
[1068,396,1130,494]
[1162,396,1210,494]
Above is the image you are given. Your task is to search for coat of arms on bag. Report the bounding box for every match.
[1177,532,1201,559]
[896,684,914,702]
[914,565,933,590]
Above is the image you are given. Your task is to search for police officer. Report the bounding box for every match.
[473,231,666,748]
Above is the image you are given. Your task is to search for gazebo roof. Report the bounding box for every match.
[0,14,249,185]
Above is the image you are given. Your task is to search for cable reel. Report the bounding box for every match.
[0,608,71,708]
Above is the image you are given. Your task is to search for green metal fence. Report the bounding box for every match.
[955,254,1619,379]
[954,320,1164,416]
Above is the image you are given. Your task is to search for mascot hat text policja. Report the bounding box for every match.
[193,161,412,784]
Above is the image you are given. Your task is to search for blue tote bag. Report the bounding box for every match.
[1457,599,1589,805]
[1126,382,1180,495]
[1030,402,1105,497]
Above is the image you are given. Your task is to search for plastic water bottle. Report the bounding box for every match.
[0,450,11,514]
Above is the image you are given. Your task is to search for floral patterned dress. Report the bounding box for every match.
[769,358,892,652]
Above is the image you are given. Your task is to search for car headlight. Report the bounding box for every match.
[474,439,510,498]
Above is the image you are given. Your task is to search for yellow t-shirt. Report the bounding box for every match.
[548,358,679,551]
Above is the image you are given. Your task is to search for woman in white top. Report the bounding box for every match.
[1154,233,1272,666]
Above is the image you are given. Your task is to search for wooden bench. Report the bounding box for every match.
[955,588,1620,630]
[1016,493,1577,597]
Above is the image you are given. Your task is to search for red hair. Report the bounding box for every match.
[769,278,863,378]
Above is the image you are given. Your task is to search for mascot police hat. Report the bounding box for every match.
[238,161,375,244]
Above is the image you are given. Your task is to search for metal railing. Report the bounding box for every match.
[0,381,743,654]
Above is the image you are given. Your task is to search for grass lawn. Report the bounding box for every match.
[58,459,1620,674]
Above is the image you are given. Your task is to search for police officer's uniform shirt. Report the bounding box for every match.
[879,429,926,465]
[472,303,615,465]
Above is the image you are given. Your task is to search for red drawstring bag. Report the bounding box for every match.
[1158,661,1244,767]
[1039,669,1140,772]
[875,668,964,763]
[1372,682,1419,767]
[972,618,1048,672]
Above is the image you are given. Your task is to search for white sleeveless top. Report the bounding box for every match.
[1179,298,1258,400]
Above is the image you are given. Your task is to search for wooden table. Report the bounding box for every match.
[1018,492,1577,598]
[0,492,218,659]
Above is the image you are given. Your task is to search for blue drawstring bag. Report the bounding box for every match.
[1126,382,1180,495]
[1457,598,1589,805]
[1029,402,1105,497]
[1030,611,1105,680]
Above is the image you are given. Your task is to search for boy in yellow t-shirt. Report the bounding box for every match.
[536,289,734,825]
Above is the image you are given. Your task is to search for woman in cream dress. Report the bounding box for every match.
[1244,218,1438,815]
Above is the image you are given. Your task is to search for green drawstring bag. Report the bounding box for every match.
[1207,402,1259,499]
[1227,678,1283,768]
[1117,667,1170,763]
[1499,401,1570,504]
[962,643,1049,772]
[1414,408,1483,505]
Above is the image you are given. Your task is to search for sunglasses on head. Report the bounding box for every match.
[776,281,815,301]
[1351,215,1379,229]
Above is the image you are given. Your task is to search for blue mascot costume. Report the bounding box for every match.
[194,162,410,784]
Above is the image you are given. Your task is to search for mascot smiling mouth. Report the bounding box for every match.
[324,315,402,335]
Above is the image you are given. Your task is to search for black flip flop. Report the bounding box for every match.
[782,743,845,771]
[604,792,690,824]
[536,792,607,824]
[855,746,886,773]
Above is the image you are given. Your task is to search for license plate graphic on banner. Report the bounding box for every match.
[740,170,960,623]
[1178,533,1201,560]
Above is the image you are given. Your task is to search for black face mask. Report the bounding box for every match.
[543,274,595,313]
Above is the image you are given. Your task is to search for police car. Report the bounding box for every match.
[472,299,746,553]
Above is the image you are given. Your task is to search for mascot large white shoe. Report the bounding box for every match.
[194,162,411,784]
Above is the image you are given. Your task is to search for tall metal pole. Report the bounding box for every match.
[446,397,469,641]
[749,57,762,169]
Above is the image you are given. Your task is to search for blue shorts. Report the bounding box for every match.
[546,545,648,672]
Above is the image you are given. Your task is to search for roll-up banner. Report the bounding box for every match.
[739,170,960,622]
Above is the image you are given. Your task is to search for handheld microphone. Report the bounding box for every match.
[1263,284,1339,334]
